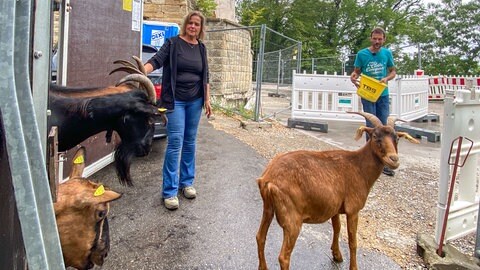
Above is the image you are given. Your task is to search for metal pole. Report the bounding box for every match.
[32,0,53,156]
[417,43,422,70]
[297,42,302,73]
[311,58,314,74]
[476,200,480,258]
[276,50,281,95]
[254,24,266,122]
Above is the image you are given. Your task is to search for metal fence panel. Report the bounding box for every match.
[0,0,64,269]
[205,24,301,121]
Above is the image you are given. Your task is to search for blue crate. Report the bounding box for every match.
[142,21,180,49]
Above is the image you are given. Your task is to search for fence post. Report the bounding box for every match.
[297,42,302,73]
[276,50,282,95]
[254,24,266,122]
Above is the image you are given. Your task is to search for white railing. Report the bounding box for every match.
[291,71,429,122]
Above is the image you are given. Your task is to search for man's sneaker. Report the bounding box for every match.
[164,196,179,210]
[182,187,196,199]
[383,166,395,177]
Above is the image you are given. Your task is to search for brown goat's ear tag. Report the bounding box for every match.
[69,147,86,178]
[92,185,122,202]
[74,155,84,164]
[94,185,105,197]
[158,108,167,113]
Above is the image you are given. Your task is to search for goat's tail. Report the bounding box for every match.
[257,177,270,201]
[257,177,289,217]
[257,177,293,218]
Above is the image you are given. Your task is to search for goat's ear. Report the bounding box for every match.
[135,103,159,115]
[156,108,168,126]
[90,182,122,203]
[397,132,420,144]
[354,126,374,141]
[69,147,86,178]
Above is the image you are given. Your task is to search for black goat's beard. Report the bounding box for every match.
[114,143,135,186]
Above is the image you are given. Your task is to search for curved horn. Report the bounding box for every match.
[347,111,383,127]
[109,66,145,76]
[113,59,137,69]
[387,116,406,128]
[132,56,147,75]
[116,74,156,104]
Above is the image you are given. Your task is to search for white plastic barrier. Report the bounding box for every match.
[435,84,480,244]
[291,71,429,122]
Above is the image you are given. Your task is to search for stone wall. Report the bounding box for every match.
[143,0,194,25]
[205,18,253,107]
[213,0,236,22]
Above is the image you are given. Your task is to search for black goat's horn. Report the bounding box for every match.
[116,74,156,104]
[109,66,145,76]
[113,59,137,69]
[132,56,147,75]
[347,111,383,127]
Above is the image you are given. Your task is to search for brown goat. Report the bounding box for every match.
[256,112,419,270]
[54,147,122,269]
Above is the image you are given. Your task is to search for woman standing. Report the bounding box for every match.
[144,11,212,210]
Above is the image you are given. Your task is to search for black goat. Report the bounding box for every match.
[48,59,166,186]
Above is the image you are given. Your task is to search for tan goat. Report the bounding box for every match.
[54,147,122,269]
[256,112,419,270]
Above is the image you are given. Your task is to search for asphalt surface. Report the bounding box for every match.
[91,116,401,270]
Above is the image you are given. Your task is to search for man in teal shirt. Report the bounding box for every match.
[350,27,397,176]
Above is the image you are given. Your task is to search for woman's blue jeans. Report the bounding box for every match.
[162,97,203,199]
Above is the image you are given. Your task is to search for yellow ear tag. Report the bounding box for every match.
[94,185,105,197]
[158,108,167,113]
[74,155,84,164]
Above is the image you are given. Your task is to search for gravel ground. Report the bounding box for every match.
[208,111,476,269]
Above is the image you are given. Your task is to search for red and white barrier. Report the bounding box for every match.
[428,76,480,100]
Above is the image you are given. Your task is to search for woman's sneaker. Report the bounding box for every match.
[164,196,179,210]
[182,187,196,199]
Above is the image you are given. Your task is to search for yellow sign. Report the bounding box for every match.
[123,0,132,11]
[73,155,84,164]
[94,185,105,197]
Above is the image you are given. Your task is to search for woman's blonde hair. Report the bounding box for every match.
[180,11,206,40]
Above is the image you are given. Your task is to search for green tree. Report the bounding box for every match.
[236,0,479,75]
[195,0,218,17]
[415,0,480,75]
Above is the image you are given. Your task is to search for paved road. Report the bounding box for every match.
[92,117,400,270]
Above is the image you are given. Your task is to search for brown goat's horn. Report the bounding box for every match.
[116,74,156,104]
[109,66,145,76]
[132,56,147,75]
[387,116,406,128]
[347,111,383,127]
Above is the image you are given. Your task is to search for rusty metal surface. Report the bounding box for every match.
[60,0,141,178]
[67,0,141,87]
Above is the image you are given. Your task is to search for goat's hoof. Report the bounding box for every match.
[332,253,343,262]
